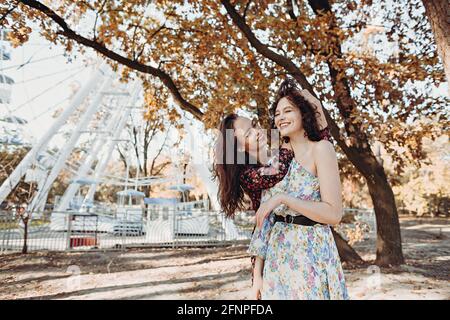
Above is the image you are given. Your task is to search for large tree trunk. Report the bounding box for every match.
[315,120,404,266]
[331,228,365,265]
[359,156,404,265]
[422,0,450,94]
[368,176,404,266]
[327,116,404,266]
[22,219,28,254]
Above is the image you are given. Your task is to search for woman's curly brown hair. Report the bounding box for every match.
[270,78,323,142]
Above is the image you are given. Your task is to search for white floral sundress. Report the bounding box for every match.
[248,157,349,300]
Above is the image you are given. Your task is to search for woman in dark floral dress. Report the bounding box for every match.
[212,89,330,299]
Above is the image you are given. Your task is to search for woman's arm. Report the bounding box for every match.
[240,148,294,192]
[300,89,328,130]
[254,256,264,276]
[288,90,331,140]
[250,256,264,300]
[255,140,343,228]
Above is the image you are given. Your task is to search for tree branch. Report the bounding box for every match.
[221,0,313,90]
[243,0,252,22]
[150,129,170,176]
[305,0,373,145]
[116,144,128,171]
[92,0,108,41]
[286,0,297,21]
[132,125,142,173]
[220,0,356,157]
[19,0,204,120]
[0,2,19,23]
[152,161,170,176]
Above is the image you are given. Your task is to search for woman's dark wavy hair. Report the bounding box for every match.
[270,77,323,142]
[212,114,257,218]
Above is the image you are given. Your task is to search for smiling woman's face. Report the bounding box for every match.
[232,116,267,153]
[274,97,302,137]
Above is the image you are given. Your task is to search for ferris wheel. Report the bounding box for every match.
[0,28,28,148]
[0,34,230,237]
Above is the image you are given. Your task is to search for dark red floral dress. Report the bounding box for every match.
[239,128,332,285]
[240,147,295,212]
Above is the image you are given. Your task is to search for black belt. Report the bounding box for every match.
[274,214,322,226]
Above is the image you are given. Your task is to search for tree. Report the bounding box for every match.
[422,0,450,93]
[13,189,33,254]
[0,148,37,253]
[2,0,447,265]
[393,133,449,217]
[116,87,182,197]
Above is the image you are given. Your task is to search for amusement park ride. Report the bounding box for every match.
[0,30,242,245]
[0,30,29,148]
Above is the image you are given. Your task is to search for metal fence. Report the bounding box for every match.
[0,208,375,254]
[0,209,254,253]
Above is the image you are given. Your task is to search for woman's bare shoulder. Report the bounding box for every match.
[312,139,335,158]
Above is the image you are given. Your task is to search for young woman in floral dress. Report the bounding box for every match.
[248,78,349,300]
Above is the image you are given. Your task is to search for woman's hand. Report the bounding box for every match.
[255,194,284,229]
[299,89,321,108]
[250,256,264,300]
[299,89,327,129]
[250,273,263,300]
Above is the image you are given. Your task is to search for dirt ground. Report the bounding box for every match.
[0,216,449,300]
